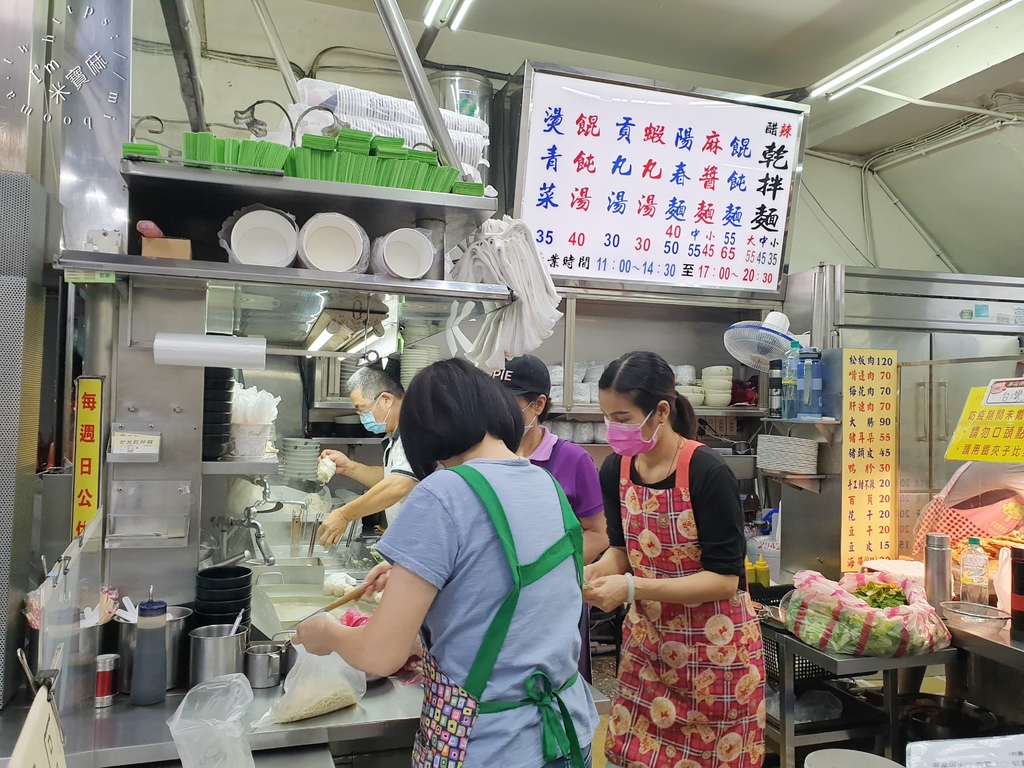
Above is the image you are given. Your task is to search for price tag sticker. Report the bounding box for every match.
[64,270,116,284]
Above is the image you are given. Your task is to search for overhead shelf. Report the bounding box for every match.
[549,405,766,419]
[119,159,496,251]
[762,471,826,493]
[764,418,842,442]
[201,457,280,475]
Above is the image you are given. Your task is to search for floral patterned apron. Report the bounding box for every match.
[605,440,766,768]
[412,465,588,768]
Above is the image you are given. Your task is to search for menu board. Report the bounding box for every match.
[945,380,1024,462]
[515,67,806,292]
[841,350,898,571]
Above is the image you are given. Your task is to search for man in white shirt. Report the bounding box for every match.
[318,366,417,546]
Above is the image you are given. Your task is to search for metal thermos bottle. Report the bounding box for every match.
[768,359,783,419]
[1011,546,1024,641]
[924,533,952,608]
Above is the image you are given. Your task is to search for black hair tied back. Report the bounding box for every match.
[598,351,697,440]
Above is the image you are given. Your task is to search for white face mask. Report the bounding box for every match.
[521,401,538,434]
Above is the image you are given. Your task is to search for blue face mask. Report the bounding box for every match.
[359,395,389,435]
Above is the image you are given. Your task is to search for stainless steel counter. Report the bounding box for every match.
[0,678,610,767]
[948,626,1024,669]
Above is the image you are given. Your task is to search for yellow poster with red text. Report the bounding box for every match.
[72,377,103,537]
[945,381,1024,462]
[841,350,898,571]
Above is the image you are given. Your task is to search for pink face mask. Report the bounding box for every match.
[605,412,661,457]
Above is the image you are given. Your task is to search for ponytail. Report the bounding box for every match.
[674,393,697,439]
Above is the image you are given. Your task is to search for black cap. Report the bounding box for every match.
[493,355,550,396]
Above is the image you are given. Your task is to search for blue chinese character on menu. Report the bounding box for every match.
[722,204,743,227]
[729,137,752,158]
[727,171,747,192]
[670,162,691,187]
[616,116,635,143]
[674,127,694,150]
[543,107,565,135]
[542,145,561,172]
[610,155,633,176]
[607,191,627,215]
[536,183,558,209]
[665,197,687,222]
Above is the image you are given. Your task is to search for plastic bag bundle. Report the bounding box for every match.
[253,646,366,726]
[231,385,281,425]
[785,569,951,657]
[167,674,255,768]
[452,217,562,371]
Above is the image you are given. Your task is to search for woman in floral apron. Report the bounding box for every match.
[584,351,765,768]
[294,359,598,768]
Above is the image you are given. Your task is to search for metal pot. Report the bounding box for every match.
[189,624,247,686]
[245,643,283,689]
[271,631,298,678]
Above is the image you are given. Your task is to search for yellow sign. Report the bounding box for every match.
[63,269,116,284]
[72,376,103,537]
[945,383,1024,462]
[841,349,898,571]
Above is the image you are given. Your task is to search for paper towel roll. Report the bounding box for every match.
[153,333,267,370]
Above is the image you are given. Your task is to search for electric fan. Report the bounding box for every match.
[723,311,797,372]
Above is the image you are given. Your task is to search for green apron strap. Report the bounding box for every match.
[520,534,577,586]
[548,474,584,584]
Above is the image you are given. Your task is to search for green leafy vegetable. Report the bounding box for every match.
[853,582,909,608]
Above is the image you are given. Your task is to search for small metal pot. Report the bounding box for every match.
[245,643,283,689]
[272,631,298,678]
[731,441,753,455]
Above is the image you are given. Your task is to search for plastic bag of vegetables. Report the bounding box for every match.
[784,569,951,657]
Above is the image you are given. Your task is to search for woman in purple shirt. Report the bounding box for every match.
[497,355,609,681]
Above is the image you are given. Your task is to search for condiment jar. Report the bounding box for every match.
[95,653,119,708]
[130,589,167,706]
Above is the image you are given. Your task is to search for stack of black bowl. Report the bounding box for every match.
[203,367,235,460]
[195,566,252,631]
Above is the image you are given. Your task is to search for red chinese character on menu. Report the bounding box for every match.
[570,187,592,212]
[576,114,600,137]
[76,488,94,507]
[81,392,97,410]
[643,123,666,144]
[573,151,596,173]
[79,457,92,476]
[699,165,718,191]
[702,131,723,154]
[641,159,662,180]
[694,201,715,224]
[75,519,86,535]
[79,424,95,443]
[636,194,657,218]
[779,124,793,138]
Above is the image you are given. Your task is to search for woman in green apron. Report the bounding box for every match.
[294,359,598,768]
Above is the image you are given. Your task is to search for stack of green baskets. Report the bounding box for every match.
[122,142,162,159]
[183,131,290,171]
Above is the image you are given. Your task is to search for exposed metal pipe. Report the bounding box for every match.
[373,0,469,180]
[858,84,1020,123]
[159,0,208,132]
[249,0,301,104]
[416,25,440,61]
[870,171,960,273]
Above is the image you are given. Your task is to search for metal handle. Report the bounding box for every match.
[916,381,928,442]
[256,571,285,586]
[937,381,949,441]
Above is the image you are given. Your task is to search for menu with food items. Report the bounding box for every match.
[946,380,1024,462]
[515,65,806,294]
[842,350,898,571]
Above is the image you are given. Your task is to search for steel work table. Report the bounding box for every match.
[761,622,957,768]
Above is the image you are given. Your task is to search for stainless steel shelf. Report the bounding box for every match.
[201,458,280,475]
[120,159,496,246]
[56,250,512,303]
[317,438,380,446]
[549,405,766,418]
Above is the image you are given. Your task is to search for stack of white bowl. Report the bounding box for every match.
[400,346,440,390]
[676,365,734,408]
[280,438,321,483]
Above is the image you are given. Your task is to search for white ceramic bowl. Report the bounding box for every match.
[702,377,734,392]
[676,385,702,394]
[703,392,733,407]
[702,365,734,378]
[372,228,434,279]
[298,213,368,273]
[229,209,298,267]
[681,391,705,407]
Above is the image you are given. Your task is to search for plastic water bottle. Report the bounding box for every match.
[130,588,167,706]
[781,341,801,419]
[959,537,990,605]
[796,347,824,419]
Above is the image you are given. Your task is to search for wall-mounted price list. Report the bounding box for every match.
[516,68,806,292]
[842,349,898,571]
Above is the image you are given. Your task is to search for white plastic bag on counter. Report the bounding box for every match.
[253,646,366,726]
[231,384,281,425]
[995,547,1012,613]
[167,673,255,768]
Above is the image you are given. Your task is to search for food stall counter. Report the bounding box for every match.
[948,626,1024,669]
[0,678,610,768]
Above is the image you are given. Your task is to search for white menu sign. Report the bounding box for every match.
[516,68,806,292]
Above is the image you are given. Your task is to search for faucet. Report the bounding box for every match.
[212,476,282,566]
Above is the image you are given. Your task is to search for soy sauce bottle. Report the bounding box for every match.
[130,587,167,706]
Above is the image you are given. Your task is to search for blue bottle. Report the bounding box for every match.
[796,347,823,419]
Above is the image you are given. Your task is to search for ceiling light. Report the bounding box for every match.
[809,0,1023,100]
[422,0,475,30]
[449,0,476,30]
[423,0,446,26]
[307,328,335,352]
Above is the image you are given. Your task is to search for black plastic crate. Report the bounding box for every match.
[750,584,835,683]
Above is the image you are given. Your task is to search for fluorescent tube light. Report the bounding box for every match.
[449,0,476,30]
[809,0,1020,99]
[423,0,446,26]
[307,328,334,352]
[423,0,474,30]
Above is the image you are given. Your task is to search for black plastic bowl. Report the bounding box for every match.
[203,390,234,403]
[195,583,252,602]
[204,367,235,380]
[194,596,251,614]
[196,565,252,590]
[203,378,236,392]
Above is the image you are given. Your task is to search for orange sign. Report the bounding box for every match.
[72,377,103,537]
[841,350,898,571]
